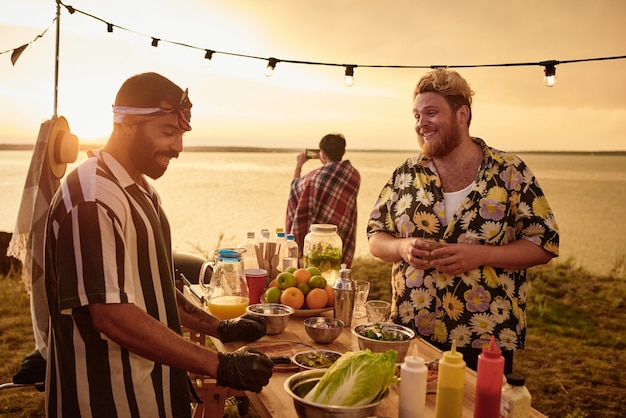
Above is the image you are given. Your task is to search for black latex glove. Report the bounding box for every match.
[217,314,266,343]
[217,347,273,392]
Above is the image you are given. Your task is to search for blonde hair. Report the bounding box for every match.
[413,68,475,125]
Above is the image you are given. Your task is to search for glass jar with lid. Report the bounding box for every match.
[303,224,342,284]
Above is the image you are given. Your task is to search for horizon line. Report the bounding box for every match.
[1,143,625,155]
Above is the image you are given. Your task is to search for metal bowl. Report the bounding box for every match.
[352,322,415,362]
[303,317,344,344]
[245,303,294,334]
[284,368,389,418]
[291,350,342,370]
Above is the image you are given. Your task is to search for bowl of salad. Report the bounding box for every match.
[292,349,342,371]
[284,350,396,417]
[352,322,415,362]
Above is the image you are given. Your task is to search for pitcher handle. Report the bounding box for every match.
[198,261,212,293]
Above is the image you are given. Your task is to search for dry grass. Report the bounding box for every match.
[0,270,45,417]
[2,256,625,417]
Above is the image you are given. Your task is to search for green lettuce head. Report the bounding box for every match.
[303,349,398,406]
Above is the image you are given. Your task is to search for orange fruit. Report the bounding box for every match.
[323,284,334,307]
[268,278,278,288]
[280,287,305,310]
[293,268,312,285]
[305,288,328,309]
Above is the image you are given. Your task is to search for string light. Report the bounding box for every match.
[106,22,114,40]
[542,60,558,87]
[202,49,214,68]
[265,58,278,77]
[4,2,626,86]
[344,65,356,87]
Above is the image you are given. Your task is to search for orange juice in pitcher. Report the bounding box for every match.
[202,248,250,320]
[207,295,249,320]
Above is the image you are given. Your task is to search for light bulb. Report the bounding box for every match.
[106,23,114,41]
[265,58,278,77]
[150,37,160,56]
[344,65,356,87]
[542,62,557,87]
[544,74,557,87]
[202,49,214,68]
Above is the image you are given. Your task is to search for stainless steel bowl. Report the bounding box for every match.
[245,303,294,334]
[291,349,342,370]
[303,317,344,344]
[284,368,389,418]
[352,322,415,362]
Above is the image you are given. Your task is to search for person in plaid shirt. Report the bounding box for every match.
[286,133,361,267]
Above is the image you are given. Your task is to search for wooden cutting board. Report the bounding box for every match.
[245,340,316,372]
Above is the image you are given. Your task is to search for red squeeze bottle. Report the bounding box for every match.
[473,336,505,418]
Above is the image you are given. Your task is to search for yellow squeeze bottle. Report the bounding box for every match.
[435,340,466,418]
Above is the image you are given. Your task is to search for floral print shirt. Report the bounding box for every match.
[366,138,559,350]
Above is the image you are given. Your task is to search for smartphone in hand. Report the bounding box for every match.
[306,149,320,159]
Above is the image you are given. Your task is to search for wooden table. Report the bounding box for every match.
[214,312,547,418]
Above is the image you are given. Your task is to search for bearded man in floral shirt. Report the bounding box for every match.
[367,68,559,374]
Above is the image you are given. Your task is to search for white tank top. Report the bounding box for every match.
[443,182,475,224]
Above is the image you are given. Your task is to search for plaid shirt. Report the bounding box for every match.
[286,160,360,267]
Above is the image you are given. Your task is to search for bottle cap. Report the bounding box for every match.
[481,335,502,359]
[506,373,526,386]
[443,340,464,363]
[404,345,425,366]
[333,264,354,290]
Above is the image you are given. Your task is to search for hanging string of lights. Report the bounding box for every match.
[4,1,626,87]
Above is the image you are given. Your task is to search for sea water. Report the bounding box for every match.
[1,150,625,275]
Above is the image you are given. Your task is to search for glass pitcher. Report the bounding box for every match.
[200,248,249,320]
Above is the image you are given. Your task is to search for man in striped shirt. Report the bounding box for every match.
[286,133,361,267]
[44,72,273,417]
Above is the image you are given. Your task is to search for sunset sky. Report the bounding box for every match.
[1,0,625,151]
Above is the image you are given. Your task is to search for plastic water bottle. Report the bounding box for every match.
[435,340,465,418]
[473,336,505,418]
[239,231,258,270]
[281,234,299,270]
[275,231,286,270]
[399,345,427,418]
[258,229,270,245]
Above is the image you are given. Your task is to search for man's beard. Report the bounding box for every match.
[129,125,168,180]
[418,116,463,159]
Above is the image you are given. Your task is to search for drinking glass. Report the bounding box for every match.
[353,280,370,318]
[365,300,391,322]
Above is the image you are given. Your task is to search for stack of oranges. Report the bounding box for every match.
[263,267,334,310]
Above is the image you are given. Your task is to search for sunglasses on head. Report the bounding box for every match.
[158,89,192,131]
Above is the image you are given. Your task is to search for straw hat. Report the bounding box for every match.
[47,116,79,178]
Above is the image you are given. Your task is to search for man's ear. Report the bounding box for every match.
[457,104,470,126]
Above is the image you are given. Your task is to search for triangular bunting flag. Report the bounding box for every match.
[11,44,28,66]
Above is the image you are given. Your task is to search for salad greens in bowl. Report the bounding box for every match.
[352,322,415,363]
[284,350,397,417]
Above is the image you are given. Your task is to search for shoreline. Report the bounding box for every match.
[1,143,625,155]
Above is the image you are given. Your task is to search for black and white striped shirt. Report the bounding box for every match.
[45,150,190,418]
